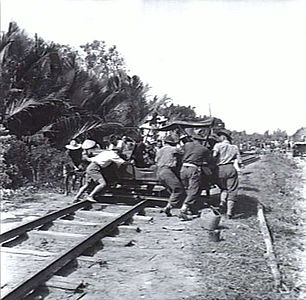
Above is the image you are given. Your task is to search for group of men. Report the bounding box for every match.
[65,139,127,202]
[156,128,243,220]
[65,128,243,220]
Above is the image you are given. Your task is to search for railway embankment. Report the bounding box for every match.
[1,153,305,300]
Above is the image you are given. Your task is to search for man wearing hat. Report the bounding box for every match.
[74,140,125,202]
[179,134,192,145]
[213,129,243,218]
[65,140,83,170]
[207,133,220,150]
[155,135,185,217]
[202,133,221,194]
[64,140,84,195]
[180,134,211,219]
[82,139,96,150]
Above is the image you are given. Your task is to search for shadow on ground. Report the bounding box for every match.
[239,186,259,192]
[234,194,258,218]
[201,194,220,208]
[241,171,253,176]
[199,193,258,219]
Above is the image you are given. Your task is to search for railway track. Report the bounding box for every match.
[1,155,260,299]
[0,197,166,300]
[241,153,260,166]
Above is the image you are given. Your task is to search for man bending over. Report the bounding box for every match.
[74,140,125,202]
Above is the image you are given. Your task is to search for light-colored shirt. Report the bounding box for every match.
[109,139,128,152]
[155,145,180,169]
[213,140,241,166]
[90,150,125,168]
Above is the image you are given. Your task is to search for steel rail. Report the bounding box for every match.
[0,200,91,244]
[242,155,259,166]
[99,193,168,206]
[1,199,154,300]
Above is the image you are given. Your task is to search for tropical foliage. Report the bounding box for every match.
[0,22,217,188]
[0,22,152,187]
[0,22,152,143]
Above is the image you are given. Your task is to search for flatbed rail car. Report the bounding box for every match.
[66,118,259,196]
[292,142,306,157]
[105,119,218,195]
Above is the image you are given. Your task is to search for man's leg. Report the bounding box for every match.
[180,167,201,218]
[74,182,89,202]
[179,166,189,213]
[72,173,78,191]
[163,184,186,217]
[216,166,228,212]
[220,189,228,205]
[159,169,185,217]
[87,176,107,201]
[64,174,70,196]
[80,163,106,202]
[185,171,201,211]
[226,171,239,218]
[226,200,235,218]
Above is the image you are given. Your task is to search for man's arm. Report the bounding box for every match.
[82,151,93,163]
[212,143,219,158]
[235,146,244,168]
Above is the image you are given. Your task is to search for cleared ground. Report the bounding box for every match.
[1,153,305,300]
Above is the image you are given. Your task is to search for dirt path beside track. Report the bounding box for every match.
[1,153,305,300]
[292,159,306,299]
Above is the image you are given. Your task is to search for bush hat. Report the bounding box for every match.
[65,140,81,150]
[217,129,232,140]
[164,135,179,145]
[192,134,206,141]
[82,139,97,150]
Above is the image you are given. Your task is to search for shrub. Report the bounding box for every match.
[28,142,69,186]
[0,125,21,188]
[0,126,69,189]
[4,139,32,187]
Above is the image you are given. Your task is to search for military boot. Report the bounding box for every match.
[179,204,190,221]
[219,190,228,214]
[163,204,172,217]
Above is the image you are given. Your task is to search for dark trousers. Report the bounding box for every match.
[180,165,202,207]
[157,167,186,207]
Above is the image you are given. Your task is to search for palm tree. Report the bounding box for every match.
[0,24,127,141]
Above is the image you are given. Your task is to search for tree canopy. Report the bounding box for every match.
[0,22,154,145]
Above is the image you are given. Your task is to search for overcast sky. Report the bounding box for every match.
[1,0,306,135]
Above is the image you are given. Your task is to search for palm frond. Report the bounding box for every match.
[0,40,13,68]
[151,94,171,112]
[139,95,172,125]
[71,120,104,140]
[96,90,121,114]
[6,98,42,119]
[72,121,124,140]
[0,22,20,68]
[39,124,54,133]
[42,112,124,146]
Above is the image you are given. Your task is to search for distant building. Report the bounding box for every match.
[292,127,306,142]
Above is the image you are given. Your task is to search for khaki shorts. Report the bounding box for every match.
[85,162,106,185]
[216,164,238,199]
